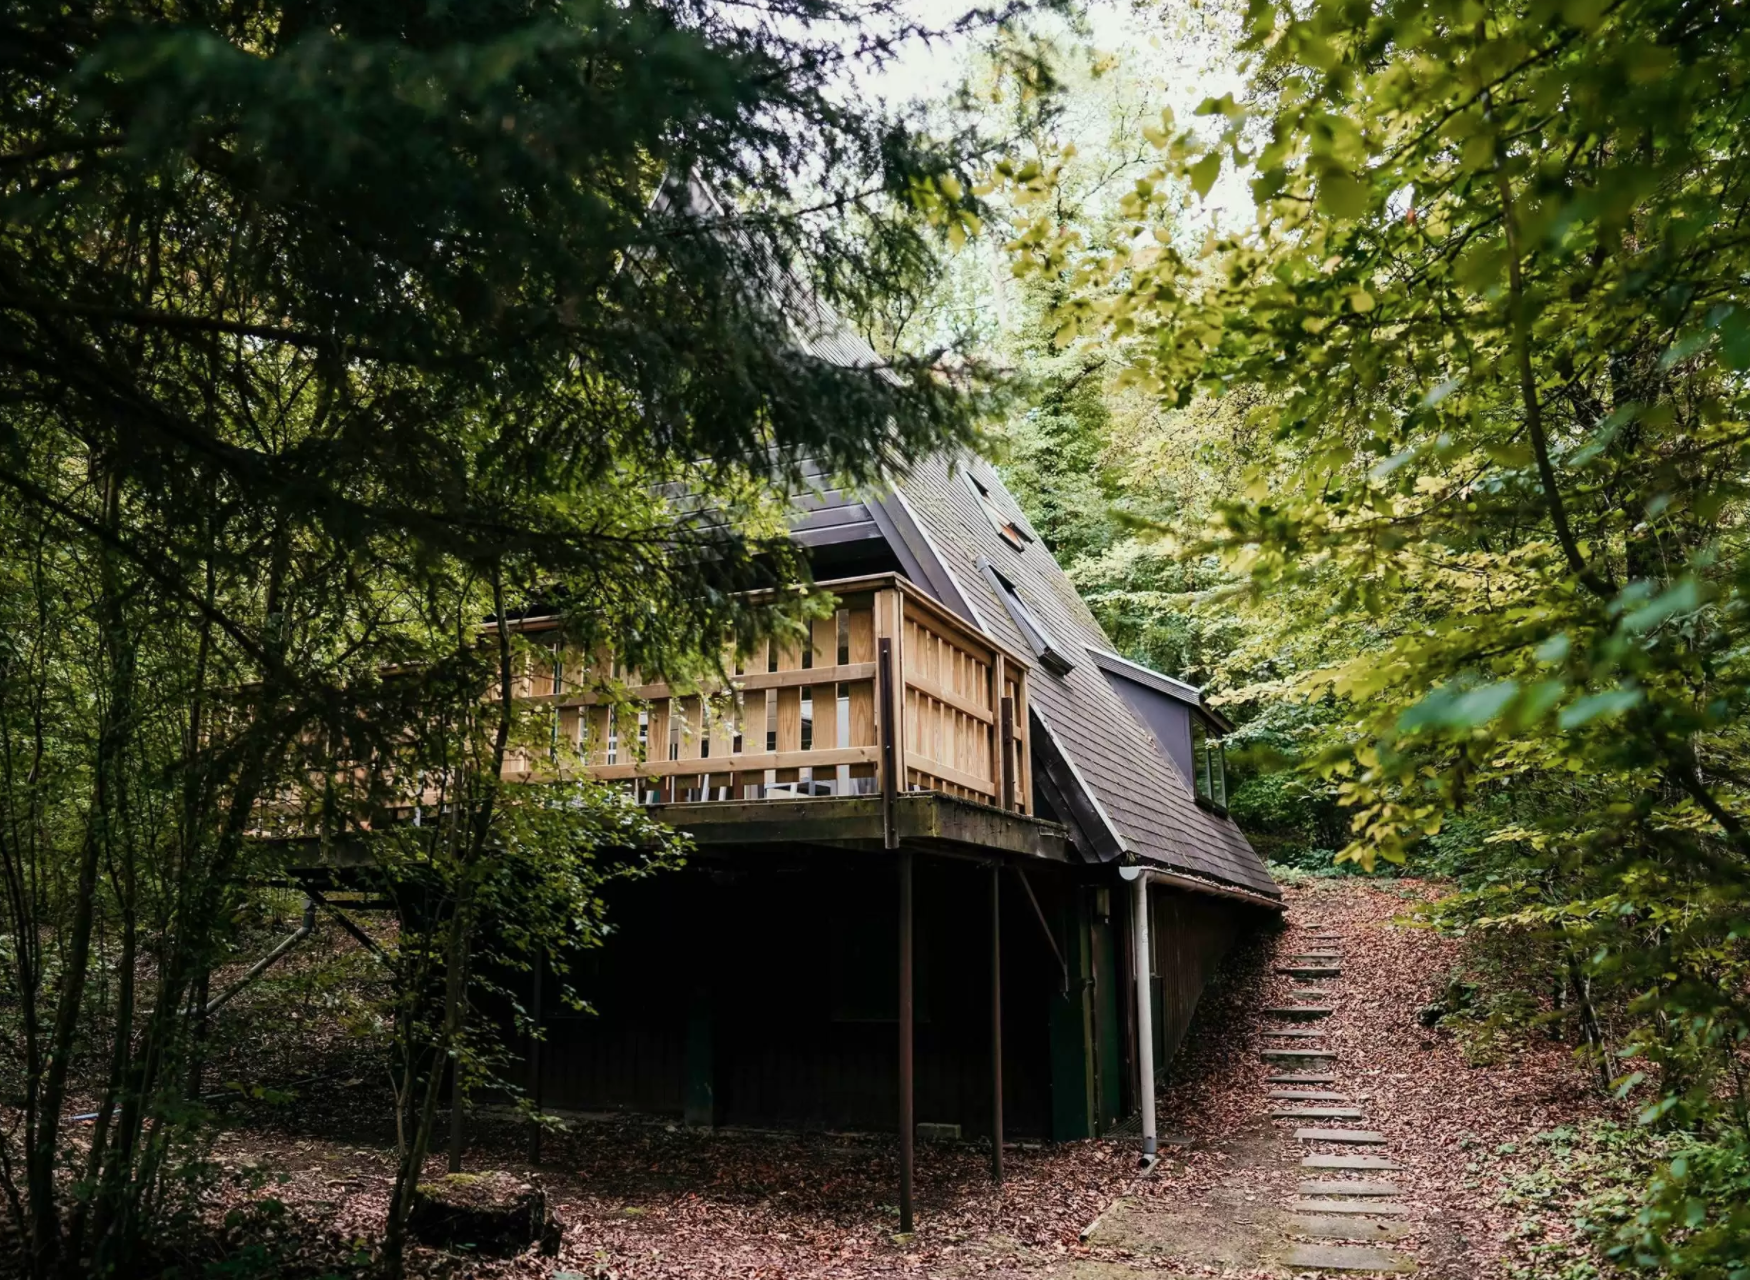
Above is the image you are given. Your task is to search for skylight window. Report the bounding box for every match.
[978,559,1074,676]
[964,471,1033,551]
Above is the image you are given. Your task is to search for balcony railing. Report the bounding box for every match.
[507,574,1032,814]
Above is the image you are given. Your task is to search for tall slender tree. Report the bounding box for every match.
[0,2,1001,1274]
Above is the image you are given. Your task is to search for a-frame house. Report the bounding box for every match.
[516,423,1279,1220]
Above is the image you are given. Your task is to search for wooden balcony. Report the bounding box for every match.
[508,574,1034,816]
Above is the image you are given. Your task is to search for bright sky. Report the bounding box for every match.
[849,0,1256,227]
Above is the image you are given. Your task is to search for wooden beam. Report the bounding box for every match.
[546,744,881,783]
[902,752,998,798]
[1000,696,1016,813]
[879,637,899,851]
[903,669,996,726]
[535,662,878,706]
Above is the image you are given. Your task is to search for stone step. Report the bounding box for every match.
[1300,1180,1402,1197]
[1269,1073,1338,1084]
[1279,1244,1414,1272]
[1262,1048,1337,1060]
[1302,1154,1402,1171]
[1266,1006,1334,1019]
[1270,1089,1354,1101]
[1291,988,1334,999]
[1287,953,1343,961]
[1295,1128,1387,1145]
[1289,1198,1412,1217]
[1287,1214,1409,1242]
[1279,966,1342,978]
[1272,1107,1366,1120]
[1263,1028,1328,1039]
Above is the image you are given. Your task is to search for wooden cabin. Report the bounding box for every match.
[280,231,1280,1221]
[500,440,1280,1199]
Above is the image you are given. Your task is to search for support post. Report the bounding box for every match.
[527,957,544,1165]
[1123,868,1157,1159]
[990,861,1004,1185]
[898,849,916,1234]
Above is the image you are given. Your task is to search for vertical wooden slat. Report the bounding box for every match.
[709,696,735,760]
[879,637,900,849]
[679,696,702,761]
[1000,696,1016,812]
[896,591,910,791]
[676,695,702,799]
[586,706,610,767]
[848,600,877,790]
[739,687,767,798]
[811,617,838,785]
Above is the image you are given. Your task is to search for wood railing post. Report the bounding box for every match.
[879,637,899,851]
[1000,696,1016,813]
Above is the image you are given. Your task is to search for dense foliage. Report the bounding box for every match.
[985,0,1750,1271]
[0,2,988,1275]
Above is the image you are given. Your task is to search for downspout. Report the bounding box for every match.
[1116,863,1285,1163]
[1117,866,1156,1162]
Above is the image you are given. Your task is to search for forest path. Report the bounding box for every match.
[1266,918,1416,1274]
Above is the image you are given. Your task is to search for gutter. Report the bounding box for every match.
[1136,866,1283,912]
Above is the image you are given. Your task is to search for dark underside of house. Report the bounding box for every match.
[497,837,1260,1142]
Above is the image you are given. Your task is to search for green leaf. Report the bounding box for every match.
[1534,634,1571,663]
[1420,376,1463,408]
[1715,307,1750,370]
[1318,174,1368,220]
[1512,680,1567,727]
[1620,578,1701,634]
[1558,688,1643,729]
[1189,152,1223,198]
[1398,680,1518,733]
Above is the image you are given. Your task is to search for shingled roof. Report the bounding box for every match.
[857,455,1278,900]
[687,168,1275,899]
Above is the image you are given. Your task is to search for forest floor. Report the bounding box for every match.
[192,876,1630,1279]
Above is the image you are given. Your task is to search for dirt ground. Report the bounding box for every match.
[196,876,1617,1278]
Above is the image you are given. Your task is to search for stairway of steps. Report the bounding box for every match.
[1263,921,1416,1273]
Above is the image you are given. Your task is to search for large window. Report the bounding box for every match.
[1190,717,1228,811]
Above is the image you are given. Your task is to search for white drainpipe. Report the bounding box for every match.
[1118,865,1156,1159]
